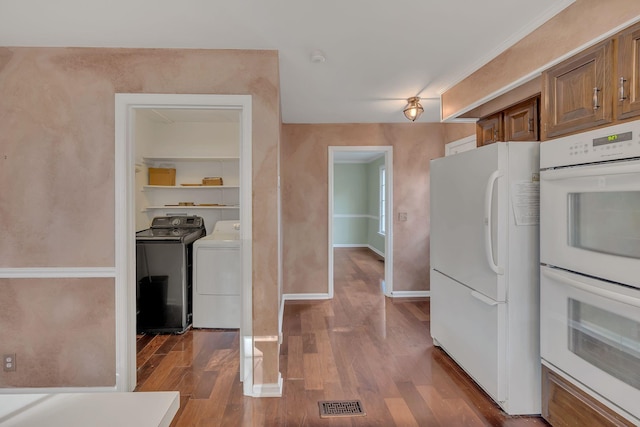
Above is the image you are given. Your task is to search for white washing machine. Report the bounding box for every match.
[192,220,241,328]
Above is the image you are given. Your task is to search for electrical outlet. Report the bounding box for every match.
[3,353,16,372]
[398,212,408,222]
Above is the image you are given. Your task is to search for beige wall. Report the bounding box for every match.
[0,47,281,388]
[442,0,640,119]
[281,123,475,295]
[0,278,115,387]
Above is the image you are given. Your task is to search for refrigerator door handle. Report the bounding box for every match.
[471,290,499,306]
[484,170,504,275]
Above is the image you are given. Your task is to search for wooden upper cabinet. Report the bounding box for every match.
[476,112,503,146]
[617,21,640,120]
[504,97,539,141]
[543,39,614,139]
[476,96,540,145]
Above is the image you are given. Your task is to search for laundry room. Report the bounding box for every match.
[133,107,242,335]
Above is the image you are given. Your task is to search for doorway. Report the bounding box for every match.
[328,146,393,297]
[114,94,253,394]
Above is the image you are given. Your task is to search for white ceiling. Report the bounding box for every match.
[0,0,574,123]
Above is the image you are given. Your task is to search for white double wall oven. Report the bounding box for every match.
[540,121,640,423]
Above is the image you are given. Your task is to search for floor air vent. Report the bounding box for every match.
[318,400,366,418]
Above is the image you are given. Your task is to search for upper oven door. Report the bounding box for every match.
[540,159,640,288]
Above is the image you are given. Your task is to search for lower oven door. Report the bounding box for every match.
[540,265,640,422]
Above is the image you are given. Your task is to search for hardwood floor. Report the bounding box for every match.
[136,247,549,426]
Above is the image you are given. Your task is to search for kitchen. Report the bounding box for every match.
[1,0,640,425]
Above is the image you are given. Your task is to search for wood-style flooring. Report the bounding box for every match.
[136,247,549,426]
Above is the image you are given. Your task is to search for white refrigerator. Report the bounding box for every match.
[430,142,540,415]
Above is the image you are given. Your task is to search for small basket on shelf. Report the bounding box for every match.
[202,177,223,186]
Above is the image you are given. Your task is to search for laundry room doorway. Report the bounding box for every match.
[328,146,393,298]
[114,94,253,394]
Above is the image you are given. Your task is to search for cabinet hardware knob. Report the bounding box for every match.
[592,87,600,111]
[619,77,628,102]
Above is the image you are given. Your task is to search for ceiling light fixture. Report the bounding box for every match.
[403,97,424,122]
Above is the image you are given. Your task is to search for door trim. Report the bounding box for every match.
[114,93,253,393]
[328,146,393,298]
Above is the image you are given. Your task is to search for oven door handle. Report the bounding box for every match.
[484,170,504,275]
[541,161,640,180]
[542,267,640,308]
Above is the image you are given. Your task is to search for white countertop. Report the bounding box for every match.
[0,391,179,427]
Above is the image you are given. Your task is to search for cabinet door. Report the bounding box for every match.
[476,113,503,146]
[504,97,539,141]
[618,22,640,120]
[543,39,613,139]
[542,366,635,427]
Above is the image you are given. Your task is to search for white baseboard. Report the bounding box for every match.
[390,290,431,298]
[283,293,331,301]
[367,245,384,258]
[252,373,283,397]
[332,244,385,259]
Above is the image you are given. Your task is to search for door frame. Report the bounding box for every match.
[328,146,393,297]
[114,93,253,393]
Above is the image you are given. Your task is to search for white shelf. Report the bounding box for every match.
[144,205,239,211]
[138,154,240,224]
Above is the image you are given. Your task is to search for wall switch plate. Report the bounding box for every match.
[398,212,408,221]
[3,353,16,372]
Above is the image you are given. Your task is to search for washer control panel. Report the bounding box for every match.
[150,215,205,229]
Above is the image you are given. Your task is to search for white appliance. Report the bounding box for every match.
[430,141,541,415]
[192,220,241,329]
[540,121,640,424]
[445,135,477,156]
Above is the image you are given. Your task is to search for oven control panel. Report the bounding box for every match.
[541,121,640,169]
